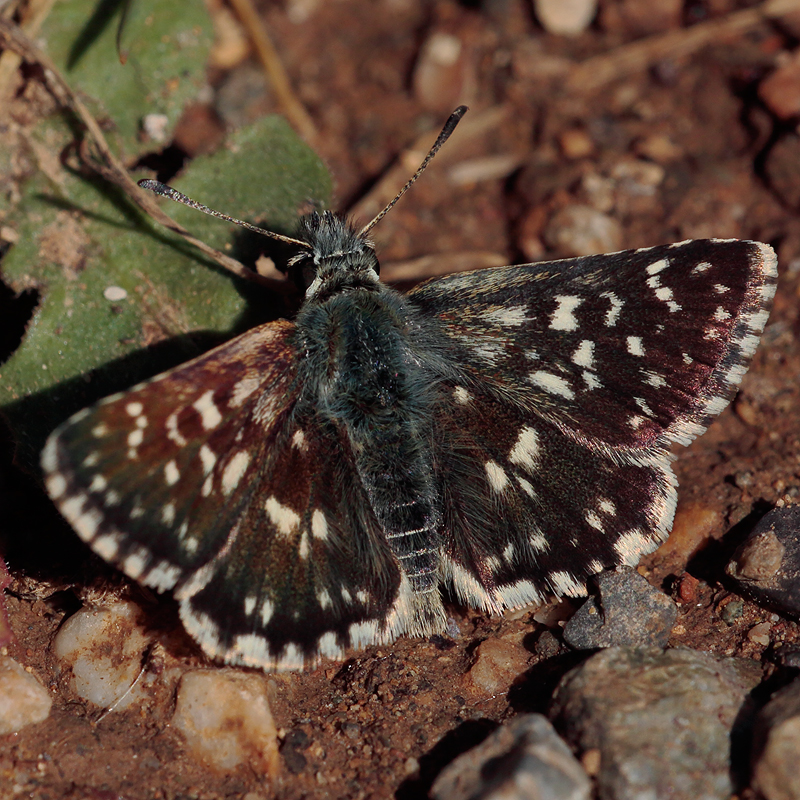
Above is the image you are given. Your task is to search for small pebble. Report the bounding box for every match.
[0,657,52,734]
[431,714,590,800]
[464,638,530,695]
[53,600,151,710]
[413,31,466,113]
[748,622,773,647]
[543,205,623,257]
[551,647,762,800]
[534,0,598,36]
[563,566,677,650]
[759,50,800,120]
[103,285,128,302]
[727,506,800,618]
[599,0,682,36]
[763,133,800,209]
[719,598,745,625]
[172,669,280,776]
[559,128,595,159]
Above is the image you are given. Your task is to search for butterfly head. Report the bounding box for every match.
[293,210,380,301]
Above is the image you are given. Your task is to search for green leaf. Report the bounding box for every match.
[1,115,331,471]
[40,0,213,156]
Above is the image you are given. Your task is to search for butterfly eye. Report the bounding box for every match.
[301,260,317,291]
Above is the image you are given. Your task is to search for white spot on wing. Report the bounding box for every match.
[230,375,260,407]
[298,531,310,559]
[311,509,329,540]
[586,510,603,531]
[166,412,187,447]
[161,502,175,525]
[714,306,731,321]
[527,370,575,400]
[125,401,143,417]
[509,427,540,471]
[572,340,594,369]
[221,451,251,495]
[601,292,623,326]
[646,258,669,275]
[199,444,216,475]
[627,336,645,356]
[485,460,508,493]
[599,498,616,515]
[260,599,274,625]
[89,474,107,492]
[549,295,582,331]
[453,386,471,405]
[265,496,301,536]
[516,476,536,497]
[193,390,223,430]
[164,460,180,486]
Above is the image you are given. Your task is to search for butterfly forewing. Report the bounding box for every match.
[42,321,298,591]
[409,239,777,449]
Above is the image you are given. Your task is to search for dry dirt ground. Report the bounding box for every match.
[2,0,800,798]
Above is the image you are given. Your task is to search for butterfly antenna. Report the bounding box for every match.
[138,179,312,249]
[358,105,468,239]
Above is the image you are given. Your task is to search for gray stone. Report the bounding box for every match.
[431,714,590,800]
[563,566,678,650]
[550,647,762,800]
[727,506,800,618]
[751,678,800,800]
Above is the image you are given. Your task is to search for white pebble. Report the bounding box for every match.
[172,669,280,776]
[53,600,150,710]
[0,657,52,734]
[103,285,128,302]
[141,113,169,142]
[534,0,598,36]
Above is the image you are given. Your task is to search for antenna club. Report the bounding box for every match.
[357,106,469,239]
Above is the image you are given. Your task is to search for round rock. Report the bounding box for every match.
[550,647,762,800]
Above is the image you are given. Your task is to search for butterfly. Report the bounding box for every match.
[41,107,778,669]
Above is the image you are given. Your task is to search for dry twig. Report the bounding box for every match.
[566,0,800,93]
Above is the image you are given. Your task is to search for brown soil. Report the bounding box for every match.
[2,0,800,798]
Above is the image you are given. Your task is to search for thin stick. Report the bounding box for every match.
[228,0,318,145]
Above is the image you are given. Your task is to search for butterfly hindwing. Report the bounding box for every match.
[175,410,408,668]
[431,381,676,611]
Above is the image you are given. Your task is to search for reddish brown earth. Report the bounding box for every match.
[2,1,800,798]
